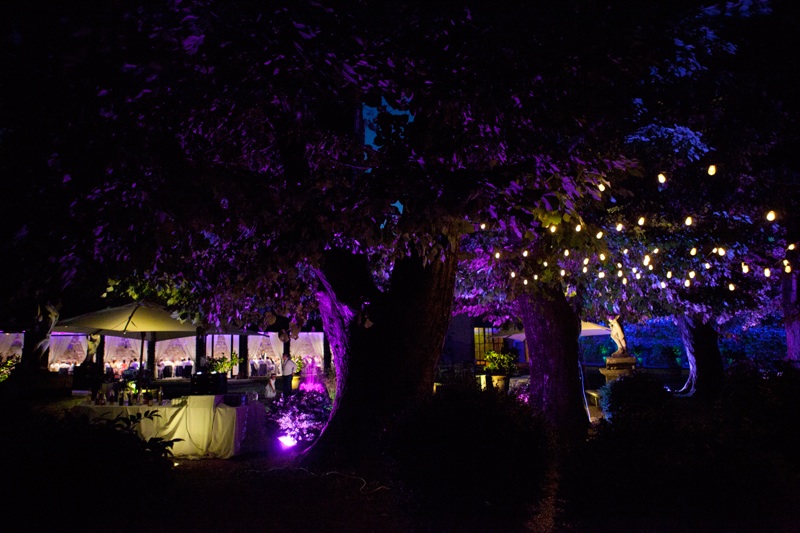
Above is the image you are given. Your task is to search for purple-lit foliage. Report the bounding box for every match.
[266,389,332,446]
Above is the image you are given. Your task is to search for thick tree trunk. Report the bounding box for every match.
[301,243,459,471]
[782,265,800,365]
[676,315,724,398]
[517,286,587,444]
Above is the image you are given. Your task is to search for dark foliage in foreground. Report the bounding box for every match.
[0,403,175,532]
[562,366,800,532]
[392,383,549,532]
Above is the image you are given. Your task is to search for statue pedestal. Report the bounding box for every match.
[599,356,637,384]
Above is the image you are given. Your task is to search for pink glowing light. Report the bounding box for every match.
[278,435,297,447]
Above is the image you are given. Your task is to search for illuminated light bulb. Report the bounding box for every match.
[523,279,528,285]
[658,173,667,183]
[623,249,629,255]
[684,279,691,287]
[653,248,659,254]
[767,210,776,221]
[617,270,623,277]
[598,272,605,278]
[616,223,624,232]
[599,253,606,261]
[784,259,790,266]
[564,250,570,257]
[510,272,516,278]
[638,216,645,226]
[685,216,693,226]
[534,274,538,280]
[707,165,716,176]
[575,224,582,232]
[648,265,653,271]
[742,263,749,273]
[764,268,771,277]
[596,231,604,239]
[690,247,697,256]
[689,271,696,279]
[728,283,735,291]
[543,261,548,267]
[660,281,667,288]
[616,263,622,269]
[643,255,651,266]
[712,247,718,254]
[583,258,590,265]
[632,267,638,273]
[494,252,500,259]
[704,263,711,269]
[560,269,566,277]
[789,244,796,250]
[480,223,486,230]
[667,271,673,278]
[622,277,628,285]
[599,184,606,192]
[635,273,641,279]
[582,266,588,273]
[717,248,726,256]
[522,250,528,257]
[550,225,557,233]
[786,265,792,273]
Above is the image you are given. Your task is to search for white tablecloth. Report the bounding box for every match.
[71,395,267,459]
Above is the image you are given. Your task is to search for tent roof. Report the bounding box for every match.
[53,302,199,341]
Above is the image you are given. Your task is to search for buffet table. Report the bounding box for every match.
[70,395,267,459]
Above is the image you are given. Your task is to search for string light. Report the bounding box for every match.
[564,250,570,257]
[786,265,792,273]
[652,248,659,254]
[623,249,629,255]
[599,253,606,261]
[643,255,651,266]
[684,279,691,287]
[617,270,623,277]
[616,223,624,232]
[658,173,667,183]
[728,283,735,291]
[717,248,726,256]
[690,247,697,256]
[596,231,603,239]
[632,267,638,273]
[550,225,557,233]
[704,263,711,269]
[510,272,516,278]
[707,165,717,176]
[685,216,693,226]
[534,275,538,280]
[712,247,718,254]
[543,261,548,267]
[575,224,582,232]
[667,271,672,278]
[648,265,653,270]
[660,281,667,288]
[622,277,628,285]
[789,244,796,251]
[495,252,500,259]
[767,211,776,221]
[523,279,528,285]
[583,258,590,265]
[598,272,605,278]
[742,263,749,273]
[598,184,606,192]
[560,269,566,277]
[638,216,645,226]
[480,223,486,230]
[582,266,588,273]
[635,272,641,279]
[522,250,528,257]
[764,268,771,277]
[784,259,790,266]
[689,271,696,279]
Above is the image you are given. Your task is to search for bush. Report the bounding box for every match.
[392,383,548,531]
[599,371,671,425]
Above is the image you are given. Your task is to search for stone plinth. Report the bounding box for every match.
[599,356,637,384]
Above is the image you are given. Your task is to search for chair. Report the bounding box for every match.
[163,365,173,378]
[259,362,267,377]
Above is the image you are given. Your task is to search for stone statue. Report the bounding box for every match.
[608,315,628,357]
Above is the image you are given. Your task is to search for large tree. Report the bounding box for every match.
[2,0,786,465]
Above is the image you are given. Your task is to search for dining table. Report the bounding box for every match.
[70,395,268,459]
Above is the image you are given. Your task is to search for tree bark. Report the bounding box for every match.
[676,315,724,398]
[517,286,587,444]
[782,259,800,365]
[301,242,459,471]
